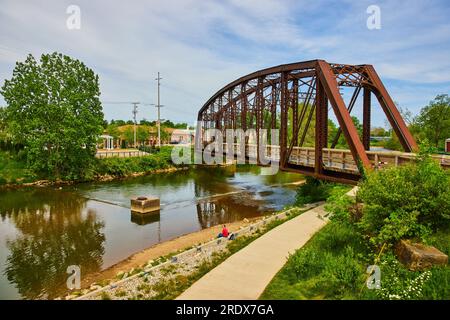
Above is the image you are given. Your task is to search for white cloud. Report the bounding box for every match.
[0,0,449,126]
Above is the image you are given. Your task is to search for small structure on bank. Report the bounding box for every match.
[99,134,114,150]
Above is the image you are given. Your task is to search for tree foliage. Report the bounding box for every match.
[0,52,104,179]
[414,94,450,149]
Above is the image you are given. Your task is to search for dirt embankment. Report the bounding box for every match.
[79,217,259,289]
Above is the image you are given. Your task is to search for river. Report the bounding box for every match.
[0,166,302,299]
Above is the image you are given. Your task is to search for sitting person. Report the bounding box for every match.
[217,224,229,238]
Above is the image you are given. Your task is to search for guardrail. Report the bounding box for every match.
[218,143,450,173]
[95,150,149,158]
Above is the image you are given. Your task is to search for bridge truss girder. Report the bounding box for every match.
[196,60,418,184]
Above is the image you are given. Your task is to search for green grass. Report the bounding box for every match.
[260,221,370,300]
[261,209,450,300]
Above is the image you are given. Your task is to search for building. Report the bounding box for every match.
[170,127,195,144]
[98,124,194,149]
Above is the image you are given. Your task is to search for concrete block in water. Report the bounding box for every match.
[131,196,160,214]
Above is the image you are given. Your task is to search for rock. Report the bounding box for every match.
[243,218,249,223]
[395,240,448,271]
[90,285,102,291]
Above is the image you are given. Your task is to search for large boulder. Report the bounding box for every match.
[395,240,448,271]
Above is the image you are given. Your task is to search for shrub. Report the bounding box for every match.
[325,186,356,224]
[318,246,364,296]
[285,249,325,280]
[295,176,334,205]
[94,146,175,177]
[357,152,450,246]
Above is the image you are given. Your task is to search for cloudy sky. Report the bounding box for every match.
[0,0,449,127]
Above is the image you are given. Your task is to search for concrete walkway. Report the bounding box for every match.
[176,204,329,300]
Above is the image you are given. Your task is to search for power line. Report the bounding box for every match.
[142,73,165,147]
[132,102,139,147]
[102,101,142,147]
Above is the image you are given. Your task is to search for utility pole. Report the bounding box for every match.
[132,102,139,148]
[155,72,163,147]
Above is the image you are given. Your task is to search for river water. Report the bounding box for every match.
[0,166,302,299]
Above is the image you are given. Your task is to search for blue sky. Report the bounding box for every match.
[0,0,449,127]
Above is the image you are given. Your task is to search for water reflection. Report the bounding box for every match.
[196,193,266,228]
[0,190,105,299]
[130,211,161,226]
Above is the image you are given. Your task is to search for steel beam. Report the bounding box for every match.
[315,78,328,175]
[363,87,371,151]
[316,60,372,170]
[280,72,288,168]
[365,65,418,152]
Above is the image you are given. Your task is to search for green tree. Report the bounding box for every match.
[123,127,135,146]
[328,116,363,149]
[0,52,104,179]
[105,123,120,140]
[371,127,389,137]
[415,94,450,149]
[137,126,149,144]
[0,107,7,142]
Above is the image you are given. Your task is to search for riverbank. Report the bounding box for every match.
[0,146,188,190]
[0,166,190,190]
[67,216,261,298]
[70,202,320,300]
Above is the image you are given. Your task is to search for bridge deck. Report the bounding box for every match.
[221,143,450,175]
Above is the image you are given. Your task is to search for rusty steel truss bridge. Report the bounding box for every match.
[195,59,449,184]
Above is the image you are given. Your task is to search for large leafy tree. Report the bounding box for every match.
[1,52,104,179]
[415,94,450,149]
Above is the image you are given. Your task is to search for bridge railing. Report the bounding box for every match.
[288,147,450,173]
[220,143,450,173]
